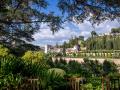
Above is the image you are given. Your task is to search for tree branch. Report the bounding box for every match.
[0,19,51,24]
[13,0,23,14]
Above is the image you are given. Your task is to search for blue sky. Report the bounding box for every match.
[41,0,62,16]
[32,0,120,46]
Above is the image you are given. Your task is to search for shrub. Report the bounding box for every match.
[0,73,22,89]
[0,57,25,75]
[48,68,66,78]
[22,51,45,63]
[103,60,118,75]
[22,62,44,77]
[0,55,49,77]
[0,45,10,57]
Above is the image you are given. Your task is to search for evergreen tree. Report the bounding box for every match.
[0,0,62,47]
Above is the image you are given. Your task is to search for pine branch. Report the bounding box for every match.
[0,19,51,24]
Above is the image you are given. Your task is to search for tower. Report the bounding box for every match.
[45,45,48,53]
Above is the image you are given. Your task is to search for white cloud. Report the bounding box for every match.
[34,28,78,40]
[32,20,120,46]
[33,23,79,46]
[71,19,119,38]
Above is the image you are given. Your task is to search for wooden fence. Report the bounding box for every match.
[67,76,120,90]
[2,77,120,90]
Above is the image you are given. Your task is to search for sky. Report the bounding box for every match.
[32,0,120,46]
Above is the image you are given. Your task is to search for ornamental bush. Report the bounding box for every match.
[22,51,45,63]
[0,45,10,57]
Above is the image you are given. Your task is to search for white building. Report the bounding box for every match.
[44,44,62,53]
[44,44,53,53]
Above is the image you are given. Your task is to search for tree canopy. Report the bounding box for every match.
[0,0,62,46]
[111,27,120,34]
[58,0,120,24]
[0,0,120,47]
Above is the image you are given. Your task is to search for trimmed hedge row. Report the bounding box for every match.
[66,50,120,58]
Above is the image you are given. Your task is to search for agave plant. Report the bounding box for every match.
[38,68,67,90]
